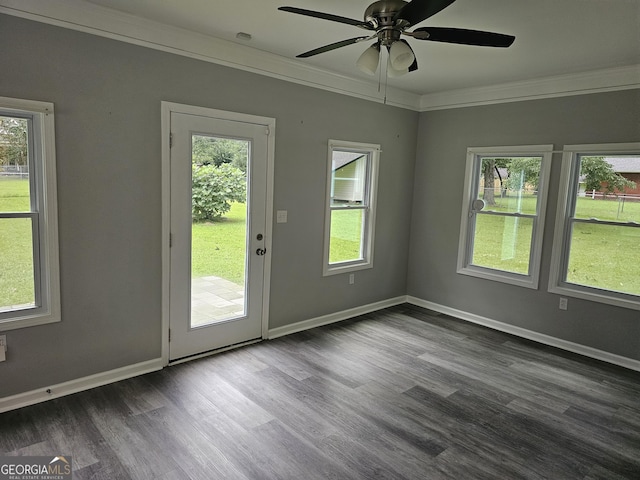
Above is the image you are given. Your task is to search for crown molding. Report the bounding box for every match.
[0,0,422,111]
[419,64,640,111]
[1,0,638,112]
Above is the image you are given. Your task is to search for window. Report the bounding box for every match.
[457,146,552,288]
[0,97,60,330]
[549,143,640,310]
[323,140,379,276]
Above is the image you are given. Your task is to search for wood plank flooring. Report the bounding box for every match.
[1,305,639,479]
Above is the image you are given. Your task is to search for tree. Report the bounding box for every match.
[581,156,636,197]
[191,163,247,221]
[481,158,511,205]
[0,116,28,167]
[506,157,541,193]
[192,136,248,172]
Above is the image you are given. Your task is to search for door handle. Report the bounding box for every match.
[256,248,267,256]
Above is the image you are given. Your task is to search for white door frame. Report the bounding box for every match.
[161,101,275,365]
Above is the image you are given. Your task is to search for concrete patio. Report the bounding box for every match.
[190,275,245,327]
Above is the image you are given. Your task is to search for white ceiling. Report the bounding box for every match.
[2,0,639,108]
[84,0,640,93]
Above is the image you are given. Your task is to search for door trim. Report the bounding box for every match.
[161,101,275,365]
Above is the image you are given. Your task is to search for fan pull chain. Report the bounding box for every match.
[383,55,389,105]
[378,48,388,105]
[377,49,383,94]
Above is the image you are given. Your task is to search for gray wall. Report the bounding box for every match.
[0,14,417,397]
[408,90,640,361]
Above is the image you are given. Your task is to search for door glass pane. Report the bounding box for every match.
[566,222,640,296]
[471,214,533,275]
[190,135,249,327]
[329,208,364,264]
[0,217,36,312]
[477,156,541,215]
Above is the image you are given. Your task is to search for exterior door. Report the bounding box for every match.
[168,109,272,361]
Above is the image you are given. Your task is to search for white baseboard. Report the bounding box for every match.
[268,296,406,340]
[3,296,636,414]
[407,296,640,372]
[0,358,164,413]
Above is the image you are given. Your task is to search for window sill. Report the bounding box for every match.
[549,284,640,312]
[457,265,539,290]
[324,261,373,277]
[0,307,61,332]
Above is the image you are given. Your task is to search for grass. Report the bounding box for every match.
[2,178,639,305]
[472,215,533,275]
[566,223,640,295]
[192,204,364,282]
[484,193,640,223]
[192,202,247,285]
[0,178,36,309]
[476,193,640,295]
[329,209,363,263]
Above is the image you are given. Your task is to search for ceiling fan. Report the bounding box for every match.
[278,0,515,76]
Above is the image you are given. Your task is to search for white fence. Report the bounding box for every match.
[0,165,29,178]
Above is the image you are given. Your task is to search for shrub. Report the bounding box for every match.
[192,163,246,221]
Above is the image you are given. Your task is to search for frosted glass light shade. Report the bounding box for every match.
[387,58,408,77]
[389,41,414,70]
[356,45,380,75]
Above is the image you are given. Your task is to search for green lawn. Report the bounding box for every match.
[484,193,640,223]
[3,178,639,305]
[328,209,363,263]
[0,178,36,309]
[192,204,365,281]
[475,194,640,295]
[192,202,247,285]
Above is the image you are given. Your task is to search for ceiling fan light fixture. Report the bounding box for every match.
[387,58,408,77]
[389,40,414,70]
[356,44,380,75]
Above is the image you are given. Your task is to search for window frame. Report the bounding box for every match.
[457,145,553,289]
[323,140,379,276]
[0,97,61,331]
[548,143,640,311]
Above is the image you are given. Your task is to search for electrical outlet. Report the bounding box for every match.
[559,298,568,310]
[349,273,355,285]
[0,334,6,351]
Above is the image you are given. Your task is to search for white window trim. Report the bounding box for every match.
[548,142,640,311]
[0,97,61,331]
[457,145,553,289]
[323,140,379,276]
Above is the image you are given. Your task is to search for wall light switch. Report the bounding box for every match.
[276,210,288,223]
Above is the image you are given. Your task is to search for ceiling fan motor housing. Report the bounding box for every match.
[365,0,409,45]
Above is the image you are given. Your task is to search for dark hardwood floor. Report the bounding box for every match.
[2,305,640,479]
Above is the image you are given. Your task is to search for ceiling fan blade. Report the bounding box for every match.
[279,7,374,29]
[297,37,370,58]
[412,27,515,47]
[394,0,457,26]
